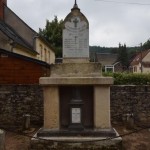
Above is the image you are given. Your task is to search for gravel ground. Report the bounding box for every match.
[4,125,150,150]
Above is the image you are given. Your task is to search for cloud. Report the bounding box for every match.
[8,0,150,47]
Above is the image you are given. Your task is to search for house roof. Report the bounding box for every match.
[130,49,150,66]
[2,5,54,54]
[0,20,38,54]
[0,48,50,67]
[96,53,118,65]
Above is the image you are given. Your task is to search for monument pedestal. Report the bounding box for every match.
[39,63,113,130]
[31,63,122,149]
[31,1,122,149]
[40,76,113,130]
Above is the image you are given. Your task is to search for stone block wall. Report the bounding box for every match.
[111,85,150,125]
[0,85,150,127]
[0,85,43,126]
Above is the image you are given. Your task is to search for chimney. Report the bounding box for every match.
[0,0,7,20]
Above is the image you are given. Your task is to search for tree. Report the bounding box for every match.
[142,39,150,50]
[39,16,63,57]
[118,43,129,69]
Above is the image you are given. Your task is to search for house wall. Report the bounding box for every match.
[131,51,150,74]
[0,31,37,59]
[131,64,150,74]
[13,46,36,59]
[132,64,141,73]
[0,54,50,84]
[0,30,55,64]
[143,51,150,61]
[143,67,150,73]
[142,52,150,73]
[136,64,141,73]
[35,38,55,64]
[0,85,149,127]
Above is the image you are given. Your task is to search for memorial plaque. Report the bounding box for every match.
[71,108,81,123]
[63,17,89,58]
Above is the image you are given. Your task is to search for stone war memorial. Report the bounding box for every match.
[31,0,122,149]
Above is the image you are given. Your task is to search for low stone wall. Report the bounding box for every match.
[0,85,150,127]
[0,85,43,126]
[111,85,150,125]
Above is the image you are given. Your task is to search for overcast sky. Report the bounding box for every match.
[8,0,150,47]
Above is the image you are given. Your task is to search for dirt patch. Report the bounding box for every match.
[4,125,150,150]
[5,132,30,150]
[5,127,38,150]
[114,125,150,150]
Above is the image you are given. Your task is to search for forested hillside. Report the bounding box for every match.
[89,46,140,54]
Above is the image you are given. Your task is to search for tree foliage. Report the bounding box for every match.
[39,16,63,57]
[89,46,118,54]
[118,43,129,68]
[103,72,150,85]
[142,39,150,50]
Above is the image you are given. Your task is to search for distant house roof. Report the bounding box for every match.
[0,20,38,54]
[0,48,50,67]
[130,49,150,66]
[96,53,118,66]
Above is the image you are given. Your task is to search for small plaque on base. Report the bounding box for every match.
[69,107,84,131]
[71,108,81,123]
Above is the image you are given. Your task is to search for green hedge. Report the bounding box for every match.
[103,72,150,85]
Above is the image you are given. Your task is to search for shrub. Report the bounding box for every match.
[103,72,150,85]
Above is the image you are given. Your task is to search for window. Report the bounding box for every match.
[134,66,137,72]
[105,65,114,72]
[44,48,47,62]
[1,54,8,57]
[39,44,43,60]
[47,51,50,63]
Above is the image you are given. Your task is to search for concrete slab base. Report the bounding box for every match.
[30,128,122,150]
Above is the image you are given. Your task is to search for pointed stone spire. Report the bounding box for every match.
[72,0,80,11]
[73,0,78,9]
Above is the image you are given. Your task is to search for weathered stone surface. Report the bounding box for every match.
[0,85,150,126]
[0,85,43,126]
[110,85,150,125]
[39,77,113,85]
[0,129,5,150]
[94,86,111,129]
[63,3,89,60]
[30,132,122,150]
[50,63,102,77]
[43,86,59,129]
